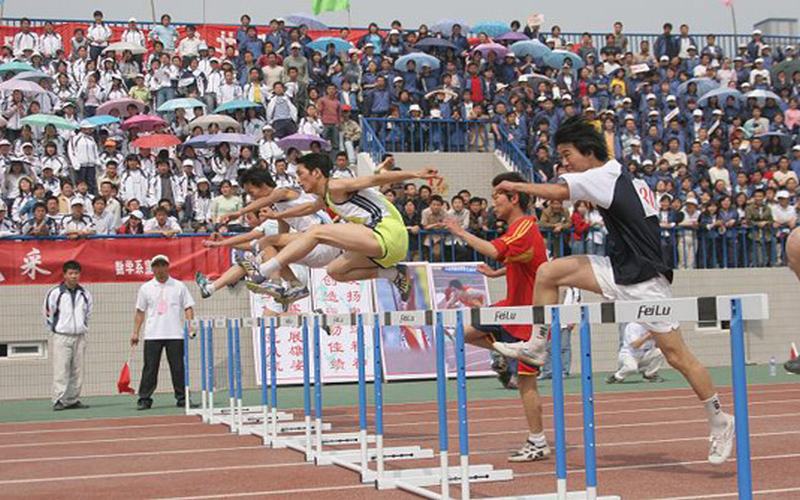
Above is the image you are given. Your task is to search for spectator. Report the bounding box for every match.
[570,200,591,254]
[131,254,195,410]
[0,204,17,236]
[22,202,57,236]
[118,209,144,234]
[539,199,571,257]
[446,195,470,261]
[746,189,773,266]
[606,323,665,384]
[144,206,182,237]
[421,194,447,261]
[210,180,243,228]
[61,199,95,239]
[43,261,93,411]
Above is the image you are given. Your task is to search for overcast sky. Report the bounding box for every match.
[3,0,799,34]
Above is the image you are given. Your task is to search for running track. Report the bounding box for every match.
[1,383,798,499]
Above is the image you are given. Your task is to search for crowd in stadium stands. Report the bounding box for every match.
[0,11,798,269]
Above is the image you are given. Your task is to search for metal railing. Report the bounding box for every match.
[360,117,387,165]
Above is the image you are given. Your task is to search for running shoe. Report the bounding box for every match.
[490,351,508,374]
[643,373,665,383]
[283,284,310,303]
[508,439,551,462]
[505,374,519,390]
[393,264,411,302]
[605,374,621,384]
[195,272,212,299]
[236,254,267,284]
[708,414,735,465]
[784,357,800,374]
[492,330,547,367]
[245,279,285,299]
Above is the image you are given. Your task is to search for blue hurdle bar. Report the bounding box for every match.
[434,311,449,499]
[357,314,369,480]
[234,318,244,432]
[302,317,313,459]
[200,320,207,421]
[183,322,190,413]
[579,305,598,500]
[373,312,385,482]
[226,319,235,431]
[259,318,269,445]
[730,298,753,500]
[207,320,215,421]
[455,311,470,500]
[550,309,568,499]
[269,317,278,444]
[314,315,324,461]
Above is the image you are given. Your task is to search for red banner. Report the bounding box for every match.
[0,236,230,285]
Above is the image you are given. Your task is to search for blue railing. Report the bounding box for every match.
[0,232,213,241]
[495,138,536,181]
[360,117,387,165]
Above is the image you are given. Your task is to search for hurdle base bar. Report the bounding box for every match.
[489,493,620,500]
[242,420,333,437]
[213,406,293,419]
[315,445,434,467]
[375,464,513,490]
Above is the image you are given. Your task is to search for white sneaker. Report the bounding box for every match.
[492,332,547,367]
[508,439,551,462]
[708,414,735,465]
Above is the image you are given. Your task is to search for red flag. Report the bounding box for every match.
[790,342,798,361]
[721,0,733,6]
[117,361,136,394]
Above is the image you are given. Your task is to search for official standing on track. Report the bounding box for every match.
[43,260,93,411]
[131,254,195,410]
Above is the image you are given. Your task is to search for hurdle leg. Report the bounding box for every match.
[302,317,313,460]
[200,320,208,422]
[234,319,244,434]
[183,322,190,413]
[454,311,470,500]
[434,312,449,499]
[313,316,324,462]
[730,298,753,500]
[579,305,598,500]
[550,309,568,500]
[226,320,236,432]
[269,317,279,446]
[259,318,269,446]
[357,315,369,480]
[207,321,215,423]
[373,312,385,484]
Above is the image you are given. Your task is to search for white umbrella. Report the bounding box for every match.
[189,114,241,131]
[0,79,46,94]
[103,42,147,55]
[744,89,782,106]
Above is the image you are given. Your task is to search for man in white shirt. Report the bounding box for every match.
[177,25,204,63]
[217,69,243,104]
[131,254,195,410]
[606,322,665,383]
[144,206,182,236]
[121,18,146,48]
[12,18,39,57]
[43,261,94,411]
[87,10,112,62]
[40,21,64,61]
[61,199,96,238]
[68,120,100,195]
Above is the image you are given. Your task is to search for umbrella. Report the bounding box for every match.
[97,98,145,116]
[206,133,259,147]
[0,79,45,94]
[182,134,214,149]
[307,37,354,54]
[424,88,459,101]
[414,38,458,51]
[121,114,167,132]
[0,61,35,75]
[85,115,121,127]
[394,53,441,72]
[131,134,182,149]
[12,70,54,84]
[285,13,328,30]
[771,58,800,81]
[20,113,78,130]
[430,19,469,35]
[495,32,529,43]
[755,132,794,151]
[510,39,552,59]
[543,49,585,69]
[157,97,206,112]
[189,114,242,131]
[677,77,719,97]
[102,41,147,55]
[697,87,744,107]
[277,133,331,151]
[472,43,509,58]
[471,21,511,38]
[519,73,555,88]
[745,89,782,105]
[214,99,262,113]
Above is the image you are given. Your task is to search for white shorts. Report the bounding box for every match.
[587,255,680,333]
[297,244,342,268]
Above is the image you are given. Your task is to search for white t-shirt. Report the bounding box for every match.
[144,217,182,233]
[136,277,195,340]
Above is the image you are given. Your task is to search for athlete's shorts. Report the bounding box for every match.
[587,254,679,333]
[371,214,409,268]
[298,243,342,268]
[471,321,539,376]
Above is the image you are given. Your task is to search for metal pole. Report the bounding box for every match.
[226,319,235,432]
[234,318,244,432]
[259,318,269,446]
[454,311,470,500]
[200,320,207,422]
[730,298,753,499]
[314,315,323,462]
[269,316,278,445]
[551,308,568,500]
[207,320,215,423]
[183,321,190,413]
[302,317,312,460]
[579,305,598,500]
[434,312,449,499]
[357,314,369,480]
[373,312,385,483]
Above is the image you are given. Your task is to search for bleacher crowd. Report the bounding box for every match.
[0,11,798,269]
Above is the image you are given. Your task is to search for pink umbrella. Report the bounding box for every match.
[122,114,167,132]
[0,79,45,94]
[495,32,529,43]
[131,133,181,149]
[277,133,331,152]
[472,43,509,58]
[97,98,145,117]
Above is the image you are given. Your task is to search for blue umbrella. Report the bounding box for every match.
[430,19,469,35]
[543,50,584,70]
[182,134,214,149]
[394,53,440,72]
[414,38,458,51]
[206,133,259,147]
[307,37,354,54]
[12,70,54,84]
[745,89,782,105]
[677,77,719,97]
[471,21,511,38]
[85,115,121,127]
[756,131,794,151]
[510,40,552,59]
[0,61,35,74]
[697,87,744,107]
[284,13,328,30]
[157,97,206,112]
[214,99,262,113]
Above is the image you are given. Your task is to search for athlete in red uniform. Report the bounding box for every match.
[443,172,549,463]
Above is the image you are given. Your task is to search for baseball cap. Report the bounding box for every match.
[752,29,762,35]
[712,109,723,115]
[79,119,96,129]
[364,42,375,49]
[21,142,33,149]
[104,138,116,147]
[755,57,764,63]
[290,42,302,49]
[684,196,698,206]
[692,109,703,117]
[129,209,144,219]
[128,17,137,23]
[630,138,641,146]
[0,204,6,211]
[261,124,274,131]
[389,29,400,35]
[0,139,11,147]
[341,104,352,111]
[182,159,194,167]
[393,76,403,83]
[777,190,790,199]
[666,95,677,102]
[659,55,669,62]
[196,178,210,186]
[70,199,84,207]
[150,254,170,266]
[622,97,632,103]
[646,93,657,100]
[793,145,800,152]
[409,104,422,112]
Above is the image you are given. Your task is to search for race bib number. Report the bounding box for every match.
[632,179,658,218]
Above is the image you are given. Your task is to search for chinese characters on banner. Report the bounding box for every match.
[250,267,374,386]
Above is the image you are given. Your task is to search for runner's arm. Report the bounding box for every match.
[270,200,324,220]
[330,167,440,194]
[492,180,570,201]
[443,218,498,259]
[206,229,262,248]
[227,187,297,220]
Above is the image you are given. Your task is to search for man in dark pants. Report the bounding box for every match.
[131,254,195,410]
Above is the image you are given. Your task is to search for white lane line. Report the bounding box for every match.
[655,486,800,499]
[156,484,373,500]
[0,421,203,437]
[0,432,241,449]
[0,445,265,464]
